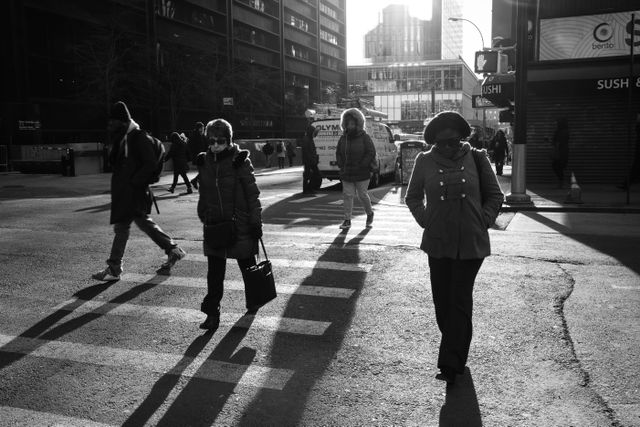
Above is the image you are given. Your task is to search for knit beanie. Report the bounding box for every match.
[109,101,132,123]
[423,111,471,143]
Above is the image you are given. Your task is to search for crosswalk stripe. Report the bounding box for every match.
[50,300,332,336]
[271,217,418,228]
[261,229,420,244]
[287,194,329,203]
[182,240,385,252]
[300,206,409,213]
[0,333,294,390]
[121,273,356,299]
[186,255,372,272]
[0,406,116,427]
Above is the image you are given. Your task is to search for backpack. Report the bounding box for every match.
[130,129,166,184]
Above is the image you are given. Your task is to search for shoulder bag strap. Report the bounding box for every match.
[471,149,485,204]
[259,237,269,260]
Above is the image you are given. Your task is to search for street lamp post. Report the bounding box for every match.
[448,17,487,145]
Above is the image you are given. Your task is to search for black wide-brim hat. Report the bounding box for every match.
[423,111,471,143]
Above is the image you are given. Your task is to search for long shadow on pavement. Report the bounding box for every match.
[237,228,371,425]
[521,211,640,276]
[123,317,255,426]
[0,276,167,371]
[439,367,482,426]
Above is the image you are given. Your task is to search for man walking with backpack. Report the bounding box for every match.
[92,101,186,281]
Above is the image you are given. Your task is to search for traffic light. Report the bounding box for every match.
[475,51,498,73]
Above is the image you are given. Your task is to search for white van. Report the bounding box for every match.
[311,117,396,187]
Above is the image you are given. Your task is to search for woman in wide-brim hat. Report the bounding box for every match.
[405,111,504,385]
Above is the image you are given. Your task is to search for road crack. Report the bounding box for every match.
[554,264,622,427]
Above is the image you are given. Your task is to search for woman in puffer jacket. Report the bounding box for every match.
[195,118,263,332]
[335,108,376,230]
[405,111,503,385]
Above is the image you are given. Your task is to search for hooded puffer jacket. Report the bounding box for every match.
[335,108,376,182]
[196,144,262,259]
[405,142,504,259]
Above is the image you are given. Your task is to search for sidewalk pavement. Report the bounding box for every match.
[2,165,639,212]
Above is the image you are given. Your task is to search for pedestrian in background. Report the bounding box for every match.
[336,108,376,230]
[405,111,503,385]
[276,140,286,169]
[92,101,186,281]
[286,140,296,167]
[551,118,570,188]
[468,129,483,150]
[165,132,192,194]
[261,141,274,168]
[491,129,509,176]
[301,118,320,194]
[196,118,263,332]
[188,121,207,189]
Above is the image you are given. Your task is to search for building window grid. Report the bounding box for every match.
[287,41,312,61]
[319,2,337,19]
[320,29,338,45]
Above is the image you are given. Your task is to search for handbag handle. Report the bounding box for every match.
[259,238,269,261]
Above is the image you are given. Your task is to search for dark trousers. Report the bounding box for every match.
[552,158,568,181]
[170,171,191,189]
[495,158,504,176]
[201,255,257,315]
[428,256,484,374]
[303,164,319,193]
[107,215,177,274]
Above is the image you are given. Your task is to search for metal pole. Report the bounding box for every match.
[626,13,635,205]
[506,0,532,204]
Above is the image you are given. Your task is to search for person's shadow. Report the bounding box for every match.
[122,316,256,427]
[439,367,482,426]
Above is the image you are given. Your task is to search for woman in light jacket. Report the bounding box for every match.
[335,108,376,229]
[196,119,263,332]
[405,111,503,385]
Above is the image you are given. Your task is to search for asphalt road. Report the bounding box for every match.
[0,168,638,426]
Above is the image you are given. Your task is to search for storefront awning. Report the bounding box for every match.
[481,73,515,108]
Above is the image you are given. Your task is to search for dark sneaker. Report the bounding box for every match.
[168,187,175,193]
[191,179,199,190]
[339,219,351,230]
[186,187,193,194]
[199,312,220,332]
[157,247,187,273]
[92,266,120,281]
[366,212,374,227]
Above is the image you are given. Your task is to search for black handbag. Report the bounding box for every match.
[244,238,276,311]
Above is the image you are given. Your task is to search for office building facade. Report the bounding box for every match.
[1,0,348,154]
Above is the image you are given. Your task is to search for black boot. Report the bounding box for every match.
[199,309,220,332]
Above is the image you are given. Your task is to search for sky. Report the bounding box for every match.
[346,0,493,72]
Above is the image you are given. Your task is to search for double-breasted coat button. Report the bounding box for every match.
[462,178,466,183]
[462,193,466,198]
[440,195,445,201]
[438,169,443,173]
[440,181,444,186]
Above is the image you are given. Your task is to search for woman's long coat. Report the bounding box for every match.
[405,142,503,259]
[109,128,155,224]
[166,138,190,173]
[196,144,262,259]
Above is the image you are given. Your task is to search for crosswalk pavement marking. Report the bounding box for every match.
[260,230,420,244]
[0,333,294,390]
[0,406,117,427]
[182,240,386,252]
[121,273,356,299]
[287,194,329,203]
[186,255,373,272]
[271,216,418,228]
[50,300,332,336]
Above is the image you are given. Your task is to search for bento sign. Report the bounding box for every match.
[539,11,640,60]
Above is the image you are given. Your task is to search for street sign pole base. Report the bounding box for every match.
[505,192,532,204]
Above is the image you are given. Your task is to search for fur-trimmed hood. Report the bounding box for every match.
[340,108,366,132]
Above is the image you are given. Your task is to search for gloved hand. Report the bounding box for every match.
[250,225,263,239]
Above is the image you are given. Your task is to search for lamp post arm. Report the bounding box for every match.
[451,17,485,49]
